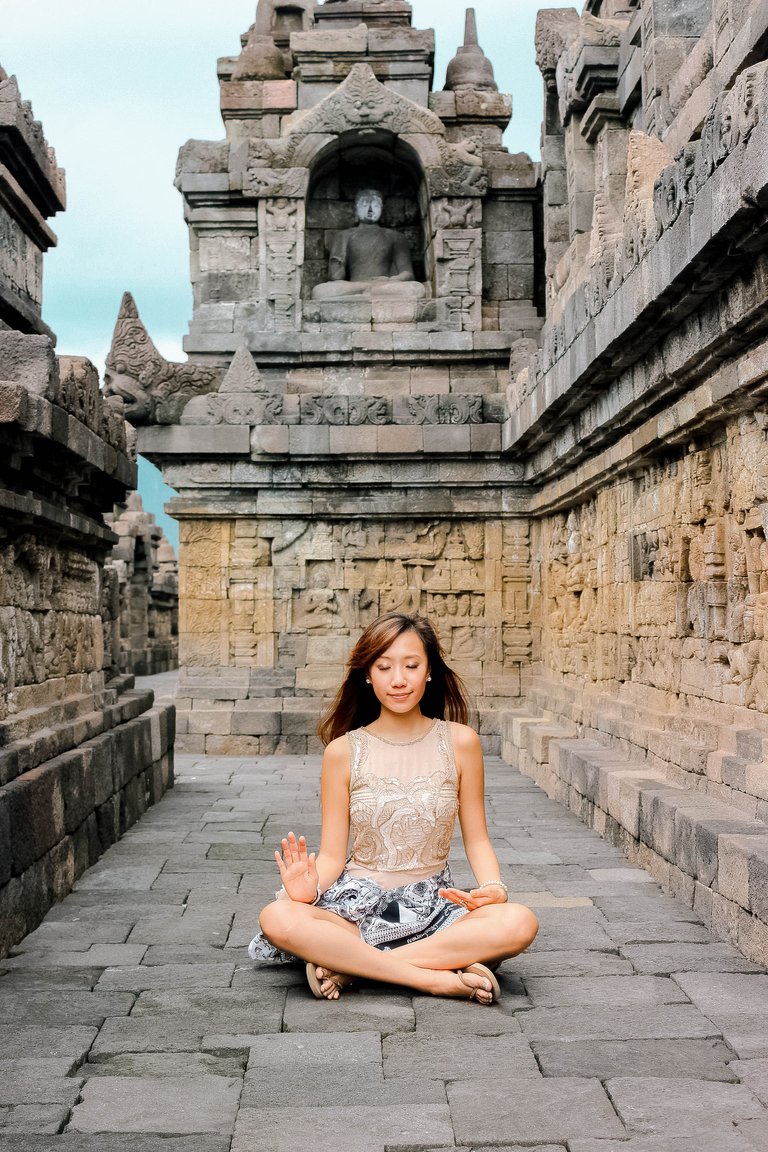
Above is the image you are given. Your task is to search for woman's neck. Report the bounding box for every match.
[366,708,434,741]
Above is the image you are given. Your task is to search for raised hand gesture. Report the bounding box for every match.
[275,832,319,904]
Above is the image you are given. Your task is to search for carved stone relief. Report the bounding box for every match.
[104,293,220,425]
[534,419,768,708]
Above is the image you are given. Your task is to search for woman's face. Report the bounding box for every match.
[367,630,430,717]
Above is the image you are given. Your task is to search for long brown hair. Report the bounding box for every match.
[317,612,471,745]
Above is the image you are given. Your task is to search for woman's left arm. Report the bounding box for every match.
[441,723,508,909]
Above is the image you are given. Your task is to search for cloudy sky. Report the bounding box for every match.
[3,0,563,543]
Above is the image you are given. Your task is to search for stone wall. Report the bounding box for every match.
[106,493,179,676]
[501,0,768,964]
[0,69,175,958]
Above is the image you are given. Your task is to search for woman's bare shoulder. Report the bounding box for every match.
[446,721,482,754]
[322,733,352,769]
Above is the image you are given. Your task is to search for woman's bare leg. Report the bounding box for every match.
[258,900,497,1001]
[391,903,539,971]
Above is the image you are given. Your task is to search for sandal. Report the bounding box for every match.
[306,962,325,999]
[457,962,501,1004]
[306,962,355,1000]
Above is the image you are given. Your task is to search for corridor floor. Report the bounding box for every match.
[1,750,767,1151]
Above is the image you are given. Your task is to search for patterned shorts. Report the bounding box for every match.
[248,863,468,963]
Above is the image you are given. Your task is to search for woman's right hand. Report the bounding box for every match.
[275,831,320,904]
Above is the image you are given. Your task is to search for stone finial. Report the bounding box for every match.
[219,344,266,394]
[232,3,287,82]
[444,8,498,93]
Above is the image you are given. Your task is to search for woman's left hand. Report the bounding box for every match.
[439,884,507,911]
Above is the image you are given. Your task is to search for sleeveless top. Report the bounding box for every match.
[345,719,459,889]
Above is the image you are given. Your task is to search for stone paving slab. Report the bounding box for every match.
[0,991,135,1025]
[241,1066,446,1108]
[141,944,238,965]
[0,1025,97,1061]
[246,1030,382,1067]
[518,1004,721,1041]
[96,964,235,991]
[605,1076,766,1135]
[1,752,767,1147]
[600,919,716,945]
[505,949,635,977]
[79,1052,245,1078]
[68,1076,242,1134]
[382,1031,541,1080]
[0,1140,232,1152]
[412,993,523,1034]
[620,943,764,974]
[282,988,416,1033]
[570,1137,757,1152]
[0,1104,70,1134]
[0,1068,83,1106]
[2,945,148,968]
[75,864,165,890]
[447,1077,626,1144]
[231,1103,454,1152]
[0,968,104,991]
[87,1018,208,1057]
[739,1117,768,1150]
[731,1060,768,1105]
[524,975,688,1006]
[532,1038,739,1081]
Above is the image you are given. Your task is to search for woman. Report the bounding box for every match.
[250,612,538,1004]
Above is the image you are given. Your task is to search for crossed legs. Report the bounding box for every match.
[258,899,538,1003]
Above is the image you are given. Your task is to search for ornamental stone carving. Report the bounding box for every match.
[104,293,220,425]
[285,62,446,138]
[534,8,580,88]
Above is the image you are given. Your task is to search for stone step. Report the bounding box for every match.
[500,703,768,965]
[0,689,156,787]
[735,728,768,763]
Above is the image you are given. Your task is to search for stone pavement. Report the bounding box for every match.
[1,750,767,1152]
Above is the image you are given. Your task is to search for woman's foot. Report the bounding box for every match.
[454,962,501,1006]
[306,962,355,1001]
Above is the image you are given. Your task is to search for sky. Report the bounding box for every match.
[3,0,567,546]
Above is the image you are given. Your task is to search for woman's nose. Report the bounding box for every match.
[391,667,407,685]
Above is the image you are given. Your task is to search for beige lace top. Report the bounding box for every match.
[345,719,459,889]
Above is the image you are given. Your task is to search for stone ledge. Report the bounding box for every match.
[500,708,768,967]
[504,99,768,471]
[183,330,514,362]
[0,701,175,959]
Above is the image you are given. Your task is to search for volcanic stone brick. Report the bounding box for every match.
[69,1076,242,1134]
[447,1078,626,1144]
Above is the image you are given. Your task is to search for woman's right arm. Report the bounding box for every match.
[315,734,351,893]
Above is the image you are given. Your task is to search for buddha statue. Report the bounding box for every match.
[312,189,426,301]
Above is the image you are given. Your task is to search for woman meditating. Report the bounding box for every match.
[249,612,538,1004]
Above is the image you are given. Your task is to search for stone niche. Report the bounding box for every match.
[0,69,175,958]
[302,129,429,306]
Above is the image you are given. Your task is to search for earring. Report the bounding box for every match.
[427,675,432,682]
[365,678,371,684]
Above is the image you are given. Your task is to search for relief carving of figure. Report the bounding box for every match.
[381,560,422,615]
[296,571,340,630]
[312,189,426,302]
